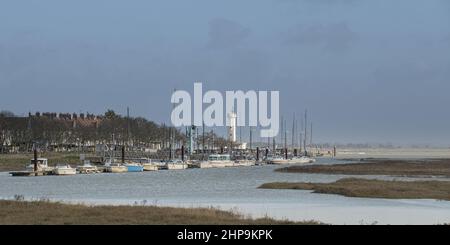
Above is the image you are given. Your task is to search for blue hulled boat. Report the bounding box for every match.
[125,163,144,172]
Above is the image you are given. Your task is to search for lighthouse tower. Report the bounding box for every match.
[228,111,237,143]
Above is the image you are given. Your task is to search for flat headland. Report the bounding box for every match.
[260,178,450,201]
[276,159,450,178]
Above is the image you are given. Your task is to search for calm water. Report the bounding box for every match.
[1,158,450,225]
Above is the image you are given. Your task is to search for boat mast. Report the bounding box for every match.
[304,109,308,155]
[111,133,115,163]
[292,113,295,150]
[284,119,287,151]
[249,126,253,152]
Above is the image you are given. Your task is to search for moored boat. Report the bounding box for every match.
[125,163,144,172]
[166,160,188,170]
[269,156,315,165]
[104,160,128,173]
[53,164,77,175]
[291,156,316,164]
[143,163,159,171]
[26,158,54,172]
[77,161,99,174]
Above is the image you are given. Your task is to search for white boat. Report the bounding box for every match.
[291,156,316,164]
[105,164,128,173]
[143,163,159,171]
[77,161,99,174]
[205,154,235,168]
[137,158,160,171]
[104,160,128,173]
[26,158,54,172]
[166,160,188,170]
[233,159,256,167]
[53,164,77,175]
[268,157,291,165]
[269,156,315,165]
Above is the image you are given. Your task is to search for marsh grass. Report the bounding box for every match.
[260,178,450,201]
[0,199,321,225]
[276,159,450,178]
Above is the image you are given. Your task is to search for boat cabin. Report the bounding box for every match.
[208,154,231,161]
[29,158,49,167]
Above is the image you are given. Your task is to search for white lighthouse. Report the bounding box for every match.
[228,111,237,143]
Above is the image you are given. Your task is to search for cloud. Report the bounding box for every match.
[207,18,251,49]
[284,22,357,52]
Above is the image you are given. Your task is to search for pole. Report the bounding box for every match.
[256,147,260,161]
[121,146,125,163]
[33,146,38,172]
[181,145,185,162]
[285,148,288,160]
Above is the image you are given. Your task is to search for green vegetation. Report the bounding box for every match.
[276,159,450,177]
[260,178,450,201]
[0,199,321,225]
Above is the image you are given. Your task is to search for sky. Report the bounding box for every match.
[1,0,450,145]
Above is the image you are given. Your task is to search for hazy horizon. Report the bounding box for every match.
[1,0,450,145]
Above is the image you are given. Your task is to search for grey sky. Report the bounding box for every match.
[1,0,449,145]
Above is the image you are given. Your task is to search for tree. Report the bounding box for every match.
[104,110,118,120]
[0,110,15,117]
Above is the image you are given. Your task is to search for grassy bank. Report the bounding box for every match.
[260,178,450,201]
[0,200,321,225]
[0,153,84,172]
[277,159,450,177]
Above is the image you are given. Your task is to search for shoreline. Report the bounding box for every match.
[0,199,321,225]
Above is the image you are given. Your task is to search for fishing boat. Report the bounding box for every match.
[53,164,77,175]
[77,161,99,174]
[125,162,144,172]
[26,158,54,172]
[166,160,188,170]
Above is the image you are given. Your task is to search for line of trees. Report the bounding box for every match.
[0,110,184,153]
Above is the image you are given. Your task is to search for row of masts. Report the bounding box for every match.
[164,110,315,159]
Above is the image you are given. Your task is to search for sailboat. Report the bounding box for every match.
[104,136,127,173]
